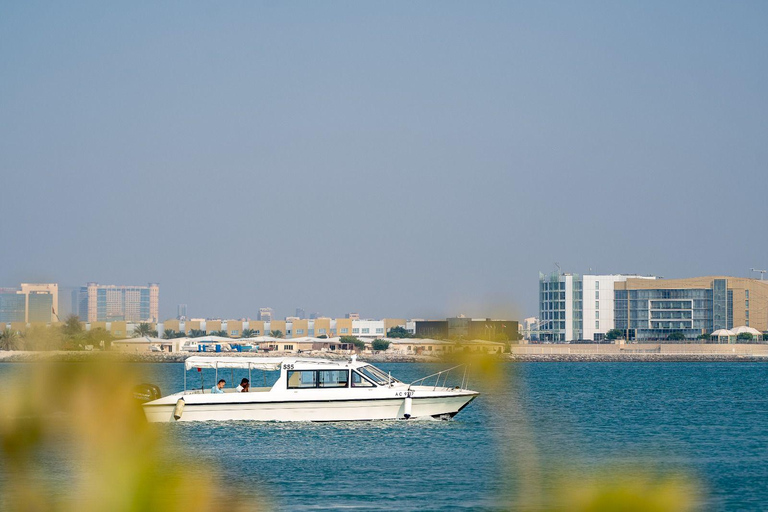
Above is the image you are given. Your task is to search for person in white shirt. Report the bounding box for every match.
[236,378,250,393]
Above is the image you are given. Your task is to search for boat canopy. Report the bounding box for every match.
[184,356,285,371]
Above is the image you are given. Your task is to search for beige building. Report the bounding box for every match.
[615,276,768,340]
[78,283,159,323]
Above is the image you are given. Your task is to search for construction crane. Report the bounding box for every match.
[751,268,766,280]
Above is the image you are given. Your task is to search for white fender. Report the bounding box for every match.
[173,398,185,420]
[403,396,412,419]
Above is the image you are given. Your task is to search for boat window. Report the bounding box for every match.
[287,370,318,389]
[357,365,392,386]
[351,370,375,387]
[319,370,348,388]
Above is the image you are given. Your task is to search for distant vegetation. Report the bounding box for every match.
[0,314,115,351]
[371,339,390,351]
[270,330,284,338]
[133,322,158,338]
[340,336,365,350]
[605,329,623,341]
[667,331,686,341]
[387,326,413,338]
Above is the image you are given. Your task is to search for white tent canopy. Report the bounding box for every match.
[711,329,735,337]
[184,356,284,371]
[731,326,761,336]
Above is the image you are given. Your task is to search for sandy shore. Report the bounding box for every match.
[1,350,767,364]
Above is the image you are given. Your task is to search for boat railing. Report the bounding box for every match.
[408,364,470,391]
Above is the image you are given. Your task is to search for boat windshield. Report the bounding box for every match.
[358,365,399,386]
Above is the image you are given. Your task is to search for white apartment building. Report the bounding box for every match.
[539,271,657,342]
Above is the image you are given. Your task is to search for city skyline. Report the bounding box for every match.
[2,2,766,323]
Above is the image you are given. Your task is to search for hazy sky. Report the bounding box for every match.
[1,1,766,321]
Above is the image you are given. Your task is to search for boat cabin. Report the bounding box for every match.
[182,355,399,394]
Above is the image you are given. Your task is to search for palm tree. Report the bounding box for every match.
[270,330,284,339]
[188,329,207,338]
[163,329,177,339]
[0,329,18,351]
[210,330,229,338]
[133,323,153,337]
[241,328,257,338]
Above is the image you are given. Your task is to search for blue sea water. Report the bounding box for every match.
[3,361,768,510]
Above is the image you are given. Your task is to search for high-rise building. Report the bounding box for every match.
[295,308,306,320]
[0,283,58,323]
[0,288,25,323]
[177,304,188,320]
[77,282,159,323]
[309,312,320,320]
[259,307,274,322]
[345,313,360,320]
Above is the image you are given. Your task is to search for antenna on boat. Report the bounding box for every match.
[350,354,357,363]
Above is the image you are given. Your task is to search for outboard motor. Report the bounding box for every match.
[132,383,162,403]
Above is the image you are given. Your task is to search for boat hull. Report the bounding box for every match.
[143,392,477,423]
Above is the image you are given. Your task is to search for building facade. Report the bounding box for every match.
[414,317,518,341]
[615,276,768,340]
[539,271,768,342]
[76,283,159,323]
[538,272,657,342]
[0,283,58,323]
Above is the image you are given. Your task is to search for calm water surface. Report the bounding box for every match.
[3,362,768,510]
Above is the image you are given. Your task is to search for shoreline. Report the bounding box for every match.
[1,350,767,364]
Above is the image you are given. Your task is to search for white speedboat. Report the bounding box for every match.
[142,355,479,422]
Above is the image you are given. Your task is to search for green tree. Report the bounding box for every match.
[84,328,114,350]
[188,329,207,338]
[210,330,229,338]
[163,329,177,339]
[61,314,83,338]
[133,323,154,338]
[737,332,754,341]
[270,330,284,338]
[316,334,328,339]
[0,329,18,351]
[698,333,711,340]
[386,326,412,338]
[667,331,686,341]
[241,328,257,338]
[341,336,365,351]
[605,329,623,341]
[24,325,64,351]
[371,339,390,351]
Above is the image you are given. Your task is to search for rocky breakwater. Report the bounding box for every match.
[505,353,768,362]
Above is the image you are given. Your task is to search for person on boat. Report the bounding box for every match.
[211,379,226,394]
[236,378,250,393]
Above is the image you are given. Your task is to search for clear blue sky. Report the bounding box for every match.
[1,1,766,321]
